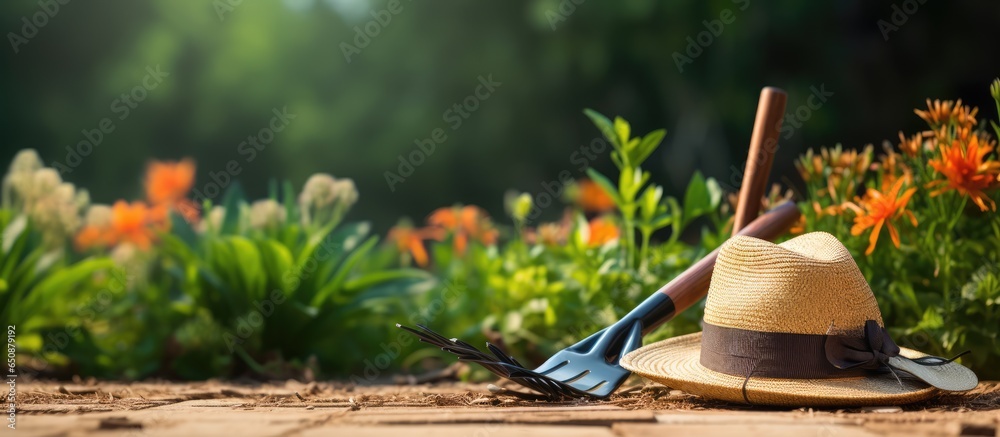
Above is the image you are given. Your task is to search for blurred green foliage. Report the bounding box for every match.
[3,1,1000,231]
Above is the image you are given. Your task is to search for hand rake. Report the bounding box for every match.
[399,88,793,399]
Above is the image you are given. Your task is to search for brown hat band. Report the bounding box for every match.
[699,320,902,380]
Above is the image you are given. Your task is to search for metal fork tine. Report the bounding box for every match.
[415,324,462,345]
[499,363,585,398]
[398,325,525,381]
[399,324,614,400]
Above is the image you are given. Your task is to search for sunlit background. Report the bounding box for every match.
[3,0,999,229]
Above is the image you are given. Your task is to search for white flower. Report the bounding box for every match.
[84,204,113,228]
[249,199,287,230]
[298,173,358,227]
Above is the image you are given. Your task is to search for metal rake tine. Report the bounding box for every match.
[485,342,528,368]
[413,325,531,371]
[417,325,524,367]
[398,325,536,383]
[497,363,584,398]
[399,325,495,362]
[511,364,595,398]
[398,324,563,397]
[415,324,464,346]
[499,374,558,398]
[408,324,536,375]
[405,325,500,363]
[484,342,509,362]
[499,371,562,398]
[523,375,577,398]
[397,324,454,349]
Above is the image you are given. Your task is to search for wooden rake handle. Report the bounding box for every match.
[648,87,793,322]
[732,87,788,233]
[654,201,801,318]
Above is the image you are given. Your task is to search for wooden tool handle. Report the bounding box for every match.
[732,87,787,233]
[656,201,800,315]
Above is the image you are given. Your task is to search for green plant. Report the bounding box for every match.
[0,210,113,353]
[157,181,434,378]
[389,112,727,374]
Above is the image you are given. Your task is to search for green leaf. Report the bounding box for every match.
[583,109,618,149]
[706,177,723,209]
[585,168,623,205]
[619,167,649,202]
[256,239,295,294]
[343,269,433,292]
[282,180,299,226]
[311,235,380,307]
[340,277,435,313]
[682,171,715,227]
[613,117,631,148]
[639,185,664,222]
[220,182,246,235]
[295,221,369,274]
[666,196,683,238]
[651,214,673,229]
[169,211,199,249]
[571,212,590,249]
[632,129,666,167]
[2,215,27,254]
[18,257,114,320]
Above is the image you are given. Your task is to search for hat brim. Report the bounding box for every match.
[621,333,938,407]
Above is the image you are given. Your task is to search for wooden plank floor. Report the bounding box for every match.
[17,380,1000,436]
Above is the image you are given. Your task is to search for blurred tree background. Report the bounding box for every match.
[3,0,999,230]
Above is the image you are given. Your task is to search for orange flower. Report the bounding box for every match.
[74,225,111,251]
[812,201,844,218]
[876,147,912,189]
[789,214,807,235]
[587,216,619,247]
[173,198,202,223]
[145,159,195,205]
[915,99,978,129]
[897,131,926,157]
[576,179,616,212]
[427,205,498,254]
[926,134,1000,211]
[106,201,160,250]
[388,224,443,267]
[796,145,872,202]
[75,201,171,252]
[844,178,918,255]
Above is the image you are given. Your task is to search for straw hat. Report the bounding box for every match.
[621,232,978,406]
